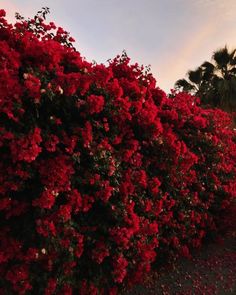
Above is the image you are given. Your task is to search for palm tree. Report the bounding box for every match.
[175,46,236,112]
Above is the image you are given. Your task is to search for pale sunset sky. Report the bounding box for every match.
[2,0,236,92]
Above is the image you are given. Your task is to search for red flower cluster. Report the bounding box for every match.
[0,9,235,295]
[86,94,105,114]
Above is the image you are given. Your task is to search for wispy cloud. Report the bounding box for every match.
[152,0,236,91]
[153,18,217,91]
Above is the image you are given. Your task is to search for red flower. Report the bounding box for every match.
[10,128,42,163]
[112,255,128,283]
[149,177,161,196]
[58,204,72,221]
[24,74,41,103]
[87,94,105,114]
[0,9,6,17]
[81,121,93,147]
[44,278,57,295]
[32,190,56,209]
[91,241,109,264]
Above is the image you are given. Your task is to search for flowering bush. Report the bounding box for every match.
[0,8,235,295]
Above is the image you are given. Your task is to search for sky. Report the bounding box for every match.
[1,0,236,92]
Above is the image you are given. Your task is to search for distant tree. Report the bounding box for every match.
[175,46,236,112]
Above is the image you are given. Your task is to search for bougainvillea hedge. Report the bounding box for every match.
[0,9,235,295]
